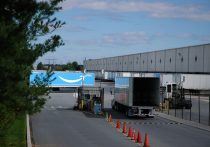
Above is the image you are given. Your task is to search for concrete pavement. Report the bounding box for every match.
[156,111,210,132]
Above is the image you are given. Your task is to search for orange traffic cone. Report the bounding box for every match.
[116,120,121,129]
[137,130,142,143]
[127,127,132,138]
[108,114,112,123]
[122,122,127,134]
[143,133,150,147]
[132,129,137,141]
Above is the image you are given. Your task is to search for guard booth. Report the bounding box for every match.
[77,87,104,115]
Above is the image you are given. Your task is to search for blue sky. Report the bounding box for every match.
[36,0,210,65]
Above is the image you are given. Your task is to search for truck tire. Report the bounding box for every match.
[112,104,116,110]
[185,104,192,109]
[125,109,132,118]
[112,104,115,110]
[112,102,118,111]
[115,104,118,111]
[125,110,128,117]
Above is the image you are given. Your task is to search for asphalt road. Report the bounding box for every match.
[31,108,138,147]
[31,82,210,147]
[31,92,137,147]
[108,110,210,147]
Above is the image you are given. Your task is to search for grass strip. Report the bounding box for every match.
[0,114,26,147]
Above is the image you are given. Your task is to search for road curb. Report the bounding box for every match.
[156,112,210,132]
[26,114,32,147]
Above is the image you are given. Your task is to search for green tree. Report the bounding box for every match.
[0,0,65,129]
[72,61,78,69]
[77,64,84,71]
[61,61,83,71]
[37,62,45,70]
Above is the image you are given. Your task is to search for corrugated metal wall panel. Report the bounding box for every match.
[93,60,96,70]
[165,49,176,72]
[102,59,106,70]
[123,55,129,71]
[96,59,99,71]
[92,60,95,70]
[112,57,116,71]
[103,58,107,71]
[98,59,102,71]
[140,53,148,71]
[88,60,91,70]
[87,61,89,70]
[94,60,97,70]
[176,47,189,72]
[99,59,103,71]
[118,56,123,71]
[108,58,111,70]
[94,59,97,71]
[109,57,113,71]
[84,44,209,73]
[112,57,118,71]
[133,54,141,71]
[128,55,134,71]
[204,44,210,73]
[189,45,204,73]
[96,60,99,70]
[155,50,165,72]
[148,52,156,72]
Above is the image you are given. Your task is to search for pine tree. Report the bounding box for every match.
[0,0,65,128]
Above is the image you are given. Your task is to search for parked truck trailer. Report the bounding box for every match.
[111,77,160,117]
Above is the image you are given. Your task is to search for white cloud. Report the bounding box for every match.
[73,39,99,46]
[175,33,210,42]
[70,31,149,46]
[61,0,210,21]
[69,32,210,48]
[71,15,91,21]
[102,32,149,45]
[62,24,90,32]
[153,32,210,42]
[70,11,126,22]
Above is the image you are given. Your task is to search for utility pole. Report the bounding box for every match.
[45,58,56,70]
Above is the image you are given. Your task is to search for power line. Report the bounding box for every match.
[45,59,56,65]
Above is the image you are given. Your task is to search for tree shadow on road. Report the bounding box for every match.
[82,111,105,119]
[103,108,155,121]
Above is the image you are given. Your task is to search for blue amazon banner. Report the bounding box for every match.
[30,70,95,87]
[115,77,129,88]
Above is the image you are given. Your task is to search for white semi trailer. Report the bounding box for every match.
[111,77,160,117]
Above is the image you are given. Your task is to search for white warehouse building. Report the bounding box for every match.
[83,43,210,90]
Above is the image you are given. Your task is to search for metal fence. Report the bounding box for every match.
[160,89,210,126]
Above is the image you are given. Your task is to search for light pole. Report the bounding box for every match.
[82,68,86,87]
[100,69,104,88]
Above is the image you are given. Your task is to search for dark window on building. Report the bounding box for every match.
[195,56,197,62]
[181,57,183,62]
[143,60,144,64]
[160,59,161,63]
[169,58,171,63]
[167,85,171,93]
[151,60,152,64]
